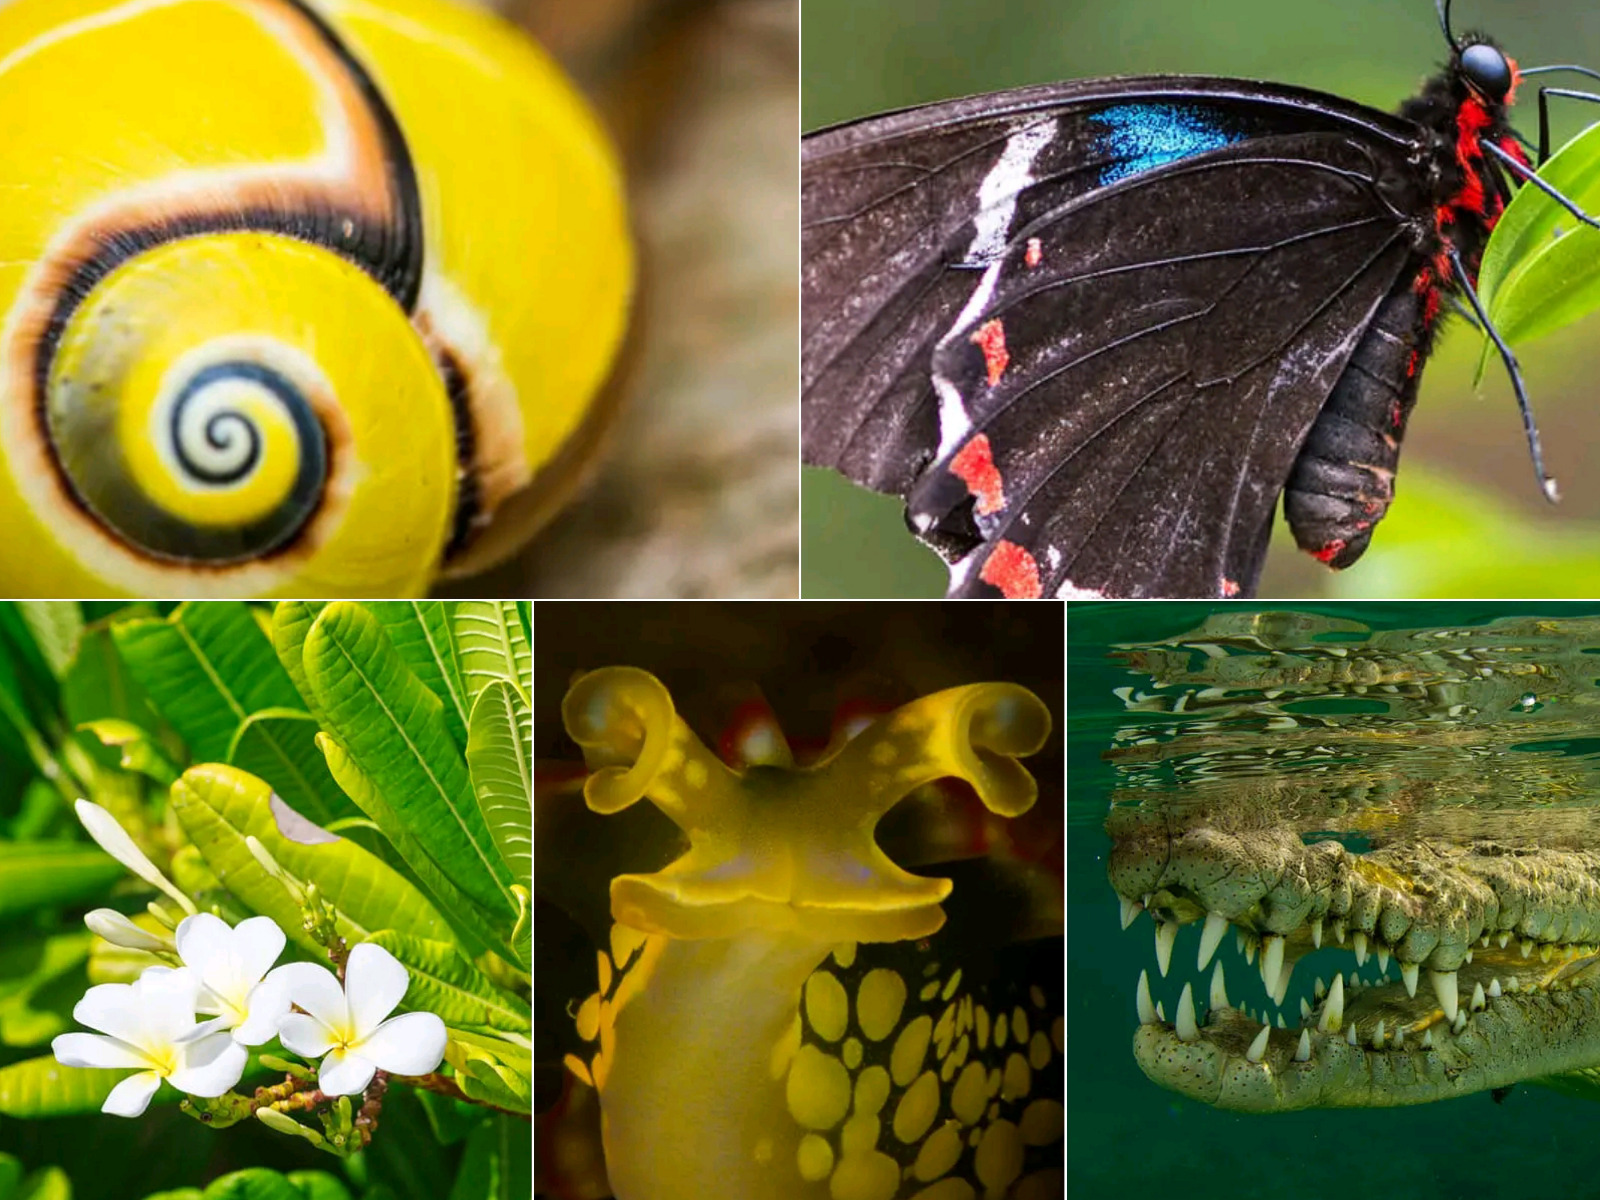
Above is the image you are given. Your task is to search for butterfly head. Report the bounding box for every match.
[1457,39,1515,104]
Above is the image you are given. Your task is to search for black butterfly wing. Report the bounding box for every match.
[802,78,1430,597]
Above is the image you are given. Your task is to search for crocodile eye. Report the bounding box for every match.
[1461,42,1513,100]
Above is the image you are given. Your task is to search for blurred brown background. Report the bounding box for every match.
[445,0,798,598]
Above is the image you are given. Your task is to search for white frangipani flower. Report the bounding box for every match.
[166,913,292,1046]
[73,800,196,915]
[51,968,246,1117]
[274,943,447,1096]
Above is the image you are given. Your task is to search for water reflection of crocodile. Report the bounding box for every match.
[1099,611,1600,1112]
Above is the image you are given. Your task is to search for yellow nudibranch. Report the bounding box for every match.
[557,668,1064,1200]
[0,0,631,596]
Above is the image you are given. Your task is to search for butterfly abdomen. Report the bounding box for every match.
[1282,280,1429,568]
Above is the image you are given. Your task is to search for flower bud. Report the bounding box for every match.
[84,909,174,953]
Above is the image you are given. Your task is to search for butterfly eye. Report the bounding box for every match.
[1460,42,1513,100]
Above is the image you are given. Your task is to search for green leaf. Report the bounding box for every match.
[0,843,124,920]
[170,765,454,960]
[465,682,531,890]
[368,603,471,749]
[444,1029,531,1114]
[112,604,302,763]
[78,718,178,787]
[16,603,82,681]
[198,1171,301,1200]
[448,1115,532,1200]
[269,602,326,710]
[0,1152,21,1200]
[228,709,357,826]
[0,931,91,1048]
[366,931,529,1033]
[413,1090,484,1146]
[302,604,513,918]
[0,1055,130,1117]
[14,1168,70,1200]
[283,1174,352,1200]
[139,1192,203,1200]
[1479,121,1600,351]
[449,604,530,712]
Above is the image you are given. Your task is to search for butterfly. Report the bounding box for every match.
[802,1,1600,598]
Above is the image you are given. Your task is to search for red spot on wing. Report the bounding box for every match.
[1219,577,1240,598]
[1311,539,1347,565]
[970,318,1010,387]
[1024,237,1043,268]
[980,540,1042,599]
[949,433,1006,516]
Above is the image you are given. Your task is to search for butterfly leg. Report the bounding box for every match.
[1481,138,1600,229]
[1447,245,1559,503]
[1533,86,1600,164]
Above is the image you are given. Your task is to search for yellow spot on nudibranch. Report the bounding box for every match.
[857,969,907,1041]
[597,951,613,996]
[1012,1006,1030,1042]
[575,993,601,1042]
[854,1065,890,1116]
[683,758,709,789]
[787,1045,851,1130]
[891,1015,932,1086]
[994,1012,1009,1048]
[806,971,850,1042]
[870,740,898,765]
[1019,1098,1065,1145]
[1030,984,1047,1009]
[834,943,858,969]
[561,1053,592,1088]
[828,1150,899,1200]
[975,1005,990,1050]
[974,1119,1024,1193]
[1052,1015,1064,1053]
[1014,1171,1067,1200]
[609,923,648,969]
[893,1070,940,1143]
[839,1112,880,1156]
[843,1037,863,1069]
[913,1120,964,1181]
[1002,1052,1032,1101]
[797,1133,834,1181]
[909,1180,976,1200]
[1029,1031,1051,1070]
[924,962,941,978]
[920,980,940,1002]
[950,1061,987,1125]
[940,969,963,1001]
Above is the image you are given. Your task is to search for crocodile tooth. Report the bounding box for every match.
[1541,943,1553,963]
[1244,937,1257,966]
[1353,931,1369,967]
[1294,1030,1311,1062]
[1401,962,1420,998]
[1372,1018,1385,1048]
[1318,974,1344,1033]
[1422,1028,1434,1049]
[1236,929,1246,956]
[1431,970,1460,1023]
[1176,983,1198,1042]
[1299,997,1312,1020]
[1471,982,1486,1012]
[1119,896,1142,930]
[1197,911,1228,971]
[1333,920,1346,945]
[1210,961,1228,1011]
[1504,976,1519,993]
[1521,939,1535,958]
[1480,934,1491,949]
[1348,971,1360,991]
[1142,893,1153,909]
[1156,1001,1166,1023]
[1245,1025,1271,1063]
[1270,957,1294,1007]
[1276,1013,1286,1029]
[1345,1023,1358,1046]
[1377,946,1391,973]
[1464,949,1473,965]
[1394,1026,1405,1048]
[1137,970,1156,1024]
[1452,1009,1467,1035]
[1311,918,1323,949]
[1498,931,1511,949]
[1155,920,1177,977]
[1489,977,1502,998]
[1314,977,1326,1000]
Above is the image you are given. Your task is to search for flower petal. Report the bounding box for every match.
[231,916,287,984]
[174,913,231,974]
[343,943,409,1039]
[51,1032,152,1071]
[101,1071,161,1118]
[317,1048,376,1096]
[72,982,145,1045]
[278,1013,337,1059]
[134,967,203,1046]
[267,962,347,1030]
[353,1012,447,1078]
[174,1015,233,1044]
[168,1033,247,1097]
[233,975,293,1046]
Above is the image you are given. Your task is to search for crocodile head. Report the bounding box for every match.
[1112,814,1600,1110]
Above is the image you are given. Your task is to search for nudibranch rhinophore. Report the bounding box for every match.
[556,667,1064,1200]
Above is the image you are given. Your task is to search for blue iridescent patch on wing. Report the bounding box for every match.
[1093,103,1246,185]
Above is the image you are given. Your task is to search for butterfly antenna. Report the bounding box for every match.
[1436,0,1460,51]
[1520,64,1600,83]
